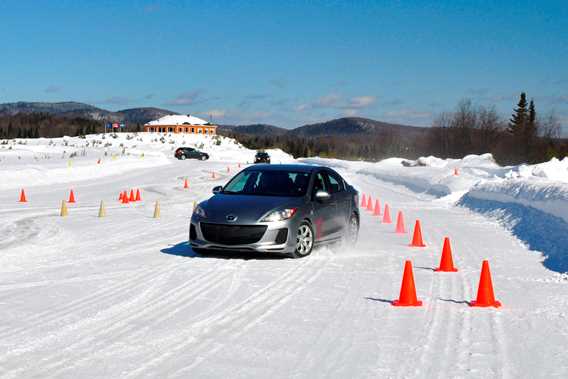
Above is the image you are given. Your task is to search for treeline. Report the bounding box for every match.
[225,93,567,165]
[427,94,565,164]
[0,113,144,138]
[222,132,418,161]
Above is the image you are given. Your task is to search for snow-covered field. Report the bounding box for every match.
[1,133,567,378]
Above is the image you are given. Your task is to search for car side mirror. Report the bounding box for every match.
[212,185,223,194]
[315,190,331,202]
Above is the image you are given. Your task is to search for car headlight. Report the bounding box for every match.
[193,205,207,218]
[260,208,297,222]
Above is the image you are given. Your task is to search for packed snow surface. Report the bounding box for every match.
[1,134,567,378]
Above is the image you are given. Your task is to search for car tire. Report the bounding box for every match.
[290,221,314,258]
[200,155,207,161]
[180,154,186,160]
[192,247,207,256]
[342,212,359,247]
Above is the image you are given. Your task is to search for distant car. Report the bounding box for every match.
[175,147,209,160]
[189,164,360,258]
[254,151,271,164]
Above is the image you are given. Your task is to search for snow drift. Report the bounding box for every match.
[302,155,568,273]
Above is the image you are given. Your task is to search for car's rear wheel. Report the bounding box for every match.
[291,221,314,258]
[342,213,359,246]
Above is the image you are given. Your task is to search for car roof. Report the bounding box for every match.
[243,163,325,173]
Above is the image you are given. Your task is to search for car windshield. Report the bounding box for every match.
[256,153,268,157]
[222,170,310,197]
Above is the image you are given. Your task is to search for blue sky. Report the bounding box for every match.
[0,0,567,131]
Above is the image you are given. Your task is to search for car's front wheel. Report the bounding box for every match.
[291,221,314,258]
[180,154,186,160]
[200,155,207,161]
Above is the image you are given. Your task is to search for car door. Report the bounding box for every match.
[325,170,350,232]
[310,171,339,242]
[187,148,198,158]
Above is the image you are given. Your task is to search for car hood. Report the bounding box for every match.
[202,194,303,224]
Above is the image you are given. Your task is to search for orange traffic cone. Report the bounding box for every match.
[470,260,501,307]
[118,191,124,202]
[183,178,189,189]
[382,203,392,224]
[435,237,458,272]
[19,189,27,203]
[97,159,101,164]
[392,260,423,307]
[135,189,141,202]
[211,172,216,179]
[227,166,230,173]
[409,220,426,247]
[395,211,406,234]
[366,195,374,212]
[122,191,129,204]
[68,189,76,203]
[238,163,241,168]
[454,167,459,176]
[129,189,135,202]
[360,193,366,208]
[372,199,381,216]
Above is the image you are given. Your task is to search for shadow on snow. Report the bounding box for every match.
[459,195,568,274]
[161,241,288,260]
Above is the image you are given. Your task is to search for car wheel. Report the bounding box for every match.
[180,154,186,160]
[291,221,314,258]
[342,213,359,246]
[200,155,207,161]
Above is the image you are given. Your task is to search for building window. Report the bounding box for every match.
[191,128,195,133]
[198,129,202,133]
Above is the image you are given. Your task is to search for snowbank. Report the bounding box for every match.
[302,154,568,273]
[0,133,294,190]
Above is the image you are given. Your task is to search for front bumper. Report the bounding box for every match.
[189,218,297,253]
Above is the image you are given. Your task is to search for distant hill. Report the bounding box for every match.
[218,117,428,143]
[218,124,288,136]
[0,102,176,124]
[292,117,426,138]
[116,107,177,124]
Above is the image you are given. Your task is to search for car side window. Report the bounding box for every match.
[326,171,344,194]
[313,172,327,194]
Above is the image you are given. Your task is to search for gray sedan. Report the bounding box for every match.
[189,164,360,258]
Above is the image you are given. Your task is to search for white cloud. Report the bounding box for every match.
[297,93,376,112]
[348,96,376,109]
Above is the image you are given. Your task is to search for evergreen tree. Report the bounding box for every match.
[508,92,528,135]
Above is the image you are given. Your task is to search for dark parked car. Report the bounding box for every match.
[175,147,209,160]
[254,151,271,164]
[190,164,359,258]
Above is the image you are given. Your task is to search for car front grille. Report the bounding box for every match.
[200,223,267,245]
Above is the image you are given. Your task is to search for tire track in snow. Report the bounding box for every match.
[125,255,328,378]
[41,261,246,377]
[0,264,170,340]
[0,260,231,378]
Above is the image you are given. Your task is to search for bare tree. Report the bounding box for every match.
[539,111,561,140]
[477,105,503,152]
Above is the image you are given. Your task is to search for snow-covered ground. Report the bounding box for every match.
[1,133,567,378]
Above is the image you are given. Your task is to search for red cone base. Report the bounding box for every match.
[434,237,458,272]
[470,260,501,308]
[409,220,426,247]
[382,204,392,224]
[392,260,423,307]
[19,189,27,203]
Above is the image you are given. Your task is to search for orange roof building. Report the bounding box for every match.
[144,114,217,135]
